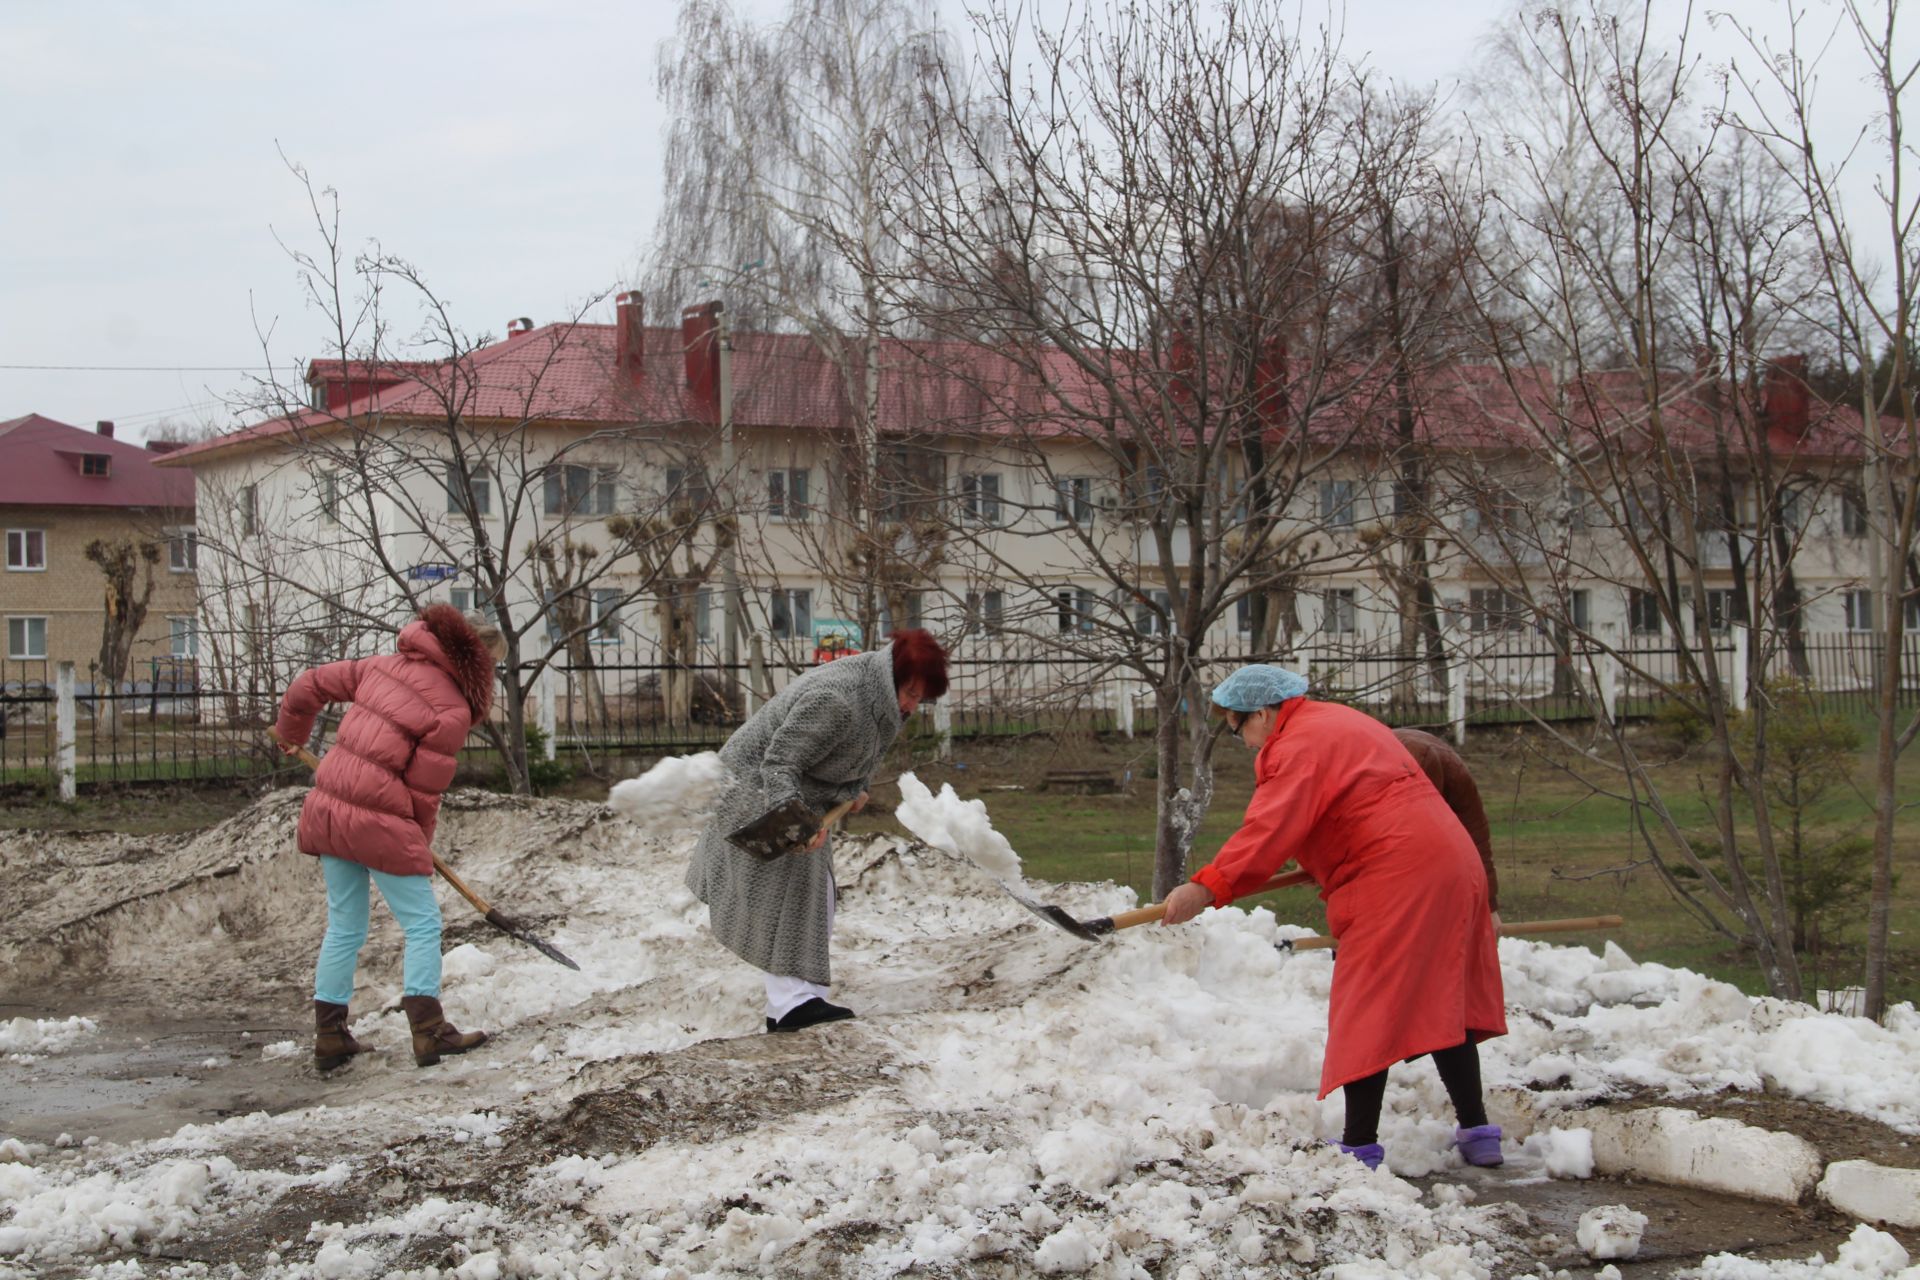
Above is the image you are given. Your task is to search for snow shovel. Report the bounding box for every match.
[728,795,862,860]
[272,734,582,971]
[1277,914,1625,951]
[1012,869,1317,942]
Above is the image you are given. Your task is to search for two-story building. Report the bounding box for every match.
[0,414,198,688]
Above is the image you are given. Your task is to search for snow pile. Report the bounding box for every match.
[0,1015,97,1058]
[608,752,729,834]
[1575,1204,1647,1259]
[4,790,1920,1277]
[893,770,1022,881]
[1695,1223,1914,1278]
[1495,942,1920,1133]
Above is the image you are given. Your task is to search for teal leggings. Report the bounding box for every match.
[314,855,443,1004]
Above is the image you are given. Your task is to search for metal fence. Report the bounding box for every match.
[10,629,1920,793]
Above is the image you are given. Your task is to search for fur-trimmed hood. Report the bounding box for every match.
[400,603,495,720]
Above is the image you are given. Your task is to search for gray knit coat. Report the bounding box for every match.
[686,648,903,985]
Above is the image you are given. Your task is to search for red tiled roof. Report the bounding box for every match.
[0,414,196,510]
[157,318,1872,467]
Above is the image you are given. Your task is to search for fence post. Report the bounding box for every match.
[1598,652,1620,727]
[537,664,558,760]
[56,660,77,802]
[746,633,768,718]
[1447,659,1467,747]
[1729,625,1750,713]
[934,698,952,760]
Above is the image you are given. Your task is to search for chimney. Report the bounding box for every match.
[506,317,534,338]
[681,301,723,423]
[95,420,115,438]
[615,290,645,381]
[1763,355,1811,439]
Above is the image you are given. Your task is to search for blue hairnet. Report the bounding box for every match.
[1210,665,1309,712]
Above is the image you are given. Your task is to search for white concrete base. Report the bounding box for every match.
[1555,1105,1823,1204]
[1818,1160,1920,1229]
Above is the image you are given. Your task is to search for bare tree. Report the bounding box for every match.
[874,0,1402,897]
[1725,0,1920,1017]
[201,164,714,795]
[84,537,161,729]
[647,0,966,644]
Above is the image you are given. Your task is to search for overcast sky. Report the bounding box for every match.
[0,1,1905,439]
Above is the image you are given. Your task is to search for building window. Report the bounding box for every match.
[1841,484,1869,537]
[695,589,714,641]
[1845,589,1875,632]
[544,464,617,516]
[1053,476,1093,525]
[1055,587,1096,633]
[1468,587,1525,633]
[446,463,492,518]
[1702,588,1739,634]
[5,529,46,572]
[168,528,197,573]
[318,471,341,524]
[1905,594,1920,631]
[7,616,47,660]
[1322,588,1357,635]
[168,615,199,658]
[961,473,1002,524]
[239,484,259,537]
[767,468,810,522]
[81,453,111,477]
[1628,589,1663,635]
[1568,487,1594,533]
[665,466,712,516]
[589,589,622,642]
[1319,480,1355,529]
[965,589,1004,636]
[1236,595,1253,633]
[768,588,812,641]
[1134,588,1173,636]
[1570,589,1592,633]
[450,587,500,624]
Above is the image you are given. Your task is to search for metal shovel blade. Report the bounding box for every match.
[484,908,582,971]
[727,796,822,861]
[999,882,1104,943]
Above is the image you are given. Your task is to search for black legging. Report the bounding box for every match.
[1340,1039,1487,1147]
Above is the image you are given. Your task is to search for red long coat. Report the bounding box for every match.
[1193,699,1506,1097]
[273,606,494,877]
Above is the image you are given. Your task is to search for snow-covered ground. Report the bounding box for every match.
[0,787,1916,1279]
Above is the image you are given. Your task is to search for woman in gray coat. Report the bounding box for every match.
[687,629,948,1031]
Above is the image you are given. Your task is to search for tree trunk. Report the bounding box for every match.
[1152,681,1186,901]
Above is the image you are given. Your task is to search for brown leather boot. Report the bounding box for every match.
[313,1000,366,1071]
[400,995,488,1067]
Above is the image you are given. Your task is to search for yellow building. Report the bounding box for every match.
[0,414,197,690]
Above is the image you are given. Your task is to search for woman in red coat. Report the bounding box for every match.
[1161,665,1506,1171]
[273,605,504,1071]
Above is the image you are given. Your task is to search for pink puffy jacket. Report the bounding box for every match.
[274,605,496,877]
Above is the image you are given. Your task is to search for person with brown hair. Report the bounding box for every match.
[273,605,505,1070]
[687,629,948,1032]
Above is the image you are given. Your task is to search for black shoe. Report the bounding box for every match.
[766,998,856,1033]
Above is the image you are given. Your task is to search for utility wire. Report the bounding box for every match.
[0,363,275,372]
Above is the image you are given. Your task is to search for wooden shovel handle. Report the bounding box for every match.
[270,730,494,914]
[1106,868,1316,932]
[1285,913,1626,951]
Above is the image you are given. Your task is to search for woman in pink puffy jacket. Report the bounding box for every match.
[273,604,505,1071]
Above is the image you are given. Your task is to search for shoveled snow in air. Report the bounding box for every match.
[607,751,730,834]
[0,786,1915,1278]
[892,770,1022,881]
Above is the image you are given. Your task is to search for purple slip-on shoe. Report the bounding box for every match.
[1456,1123,1504,1167]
